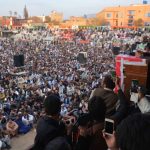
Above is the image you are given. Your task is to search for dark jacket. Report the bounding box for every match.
[75,123,107,150]
[90,87,118,116]
[45,136,71,150]
[31,116,70,150]
[112,89,129,124]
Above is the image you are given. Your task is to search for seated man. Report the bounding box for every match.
[0,112,7,129]
[0,128,11,149]
[6,118,18,137]
[137,86,150,114]
[22,111,34,127]
[15,113,31,134]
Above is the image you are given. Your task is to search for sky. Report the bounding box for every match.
[0,0,145,19]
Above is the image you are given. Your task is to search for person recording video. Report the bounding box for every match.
[130,81,150,114]
[137,86,150,114]
[103,113,150,150]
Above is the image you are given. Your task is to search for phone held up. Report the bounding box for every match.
[104,118,114,135]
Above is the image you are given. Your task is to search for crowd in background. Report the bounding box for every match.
[0,27,149,150]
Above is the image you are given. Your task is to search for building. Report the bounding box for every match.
[49,11,63,23]
[84,14,96,18]
[0,16,11,27]
[60,16,87,28]
[96,4,150,27]
[67,16,87,26]
[0,16,29,29]
[60,16,100,28]
[36,16,45,23]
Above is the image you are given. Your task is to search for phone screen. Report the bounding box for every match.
[105,121,114,135]
[131,79,139,93]
[132,80,139,86]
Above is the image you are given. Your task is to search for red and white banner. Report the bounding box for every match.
[115,55,145,77]
[115,55,146,91]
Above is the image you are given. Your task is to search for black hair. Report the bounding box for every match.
[116,113,150,150]
[103,75,115,90]
[77,113,92,126]
[88,96,106,122]
[44,95,61,116]
[138,85,147,96]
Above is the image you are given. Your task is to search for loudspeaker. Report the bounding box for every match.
[112,47,120,55]
[77,52,87,64]
[14,55,24,67]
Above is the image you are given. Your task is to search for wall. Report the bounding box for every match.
[96,4,150,27]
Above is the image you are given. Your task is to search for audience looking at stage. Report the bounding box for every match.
[0,27,149,149]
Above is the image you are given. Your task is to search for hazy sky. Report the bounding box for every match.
[0,0,144,19]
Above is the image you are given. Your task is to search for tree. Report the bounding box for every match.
[134,18,144,27]
[24,5,29,19]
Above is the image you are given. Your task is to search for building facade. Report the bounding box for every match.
[96,4,150,27]
[49,11,63,23]
[60,16,100,28]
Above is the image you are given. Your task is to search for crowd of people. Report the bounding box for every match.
[0,27,149,150]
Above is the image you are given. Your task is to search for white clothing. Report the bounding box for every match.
[67,86,74,96]
[138,97,150,113]
[22,114,34,125]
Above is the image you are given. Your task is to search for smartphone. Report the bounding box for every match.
[131,79,139,93]
[131,79,139,87]
[104,118,114,135]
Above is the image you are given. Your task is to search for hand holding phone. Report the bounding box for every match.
[103,131,118,150]
[104,118,114,135]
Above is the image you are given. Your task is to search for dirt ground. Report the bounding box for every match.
[10,130,36,150]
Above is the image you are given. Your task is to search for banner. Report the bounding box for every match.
[115,55,144,77]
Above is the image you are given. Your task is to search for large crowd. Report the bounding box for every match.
[0,27,149,150]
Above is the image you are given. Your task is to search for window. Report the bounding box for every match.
[128,19,134,26]
[116,21,118,26]
[128,10,135,15]
[128,20,134,24]
[145,12,150,17]
[128,15,134,19]
[106,13,112,18]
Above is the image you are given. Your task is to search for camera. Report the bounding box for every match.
[130,79,139,93]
